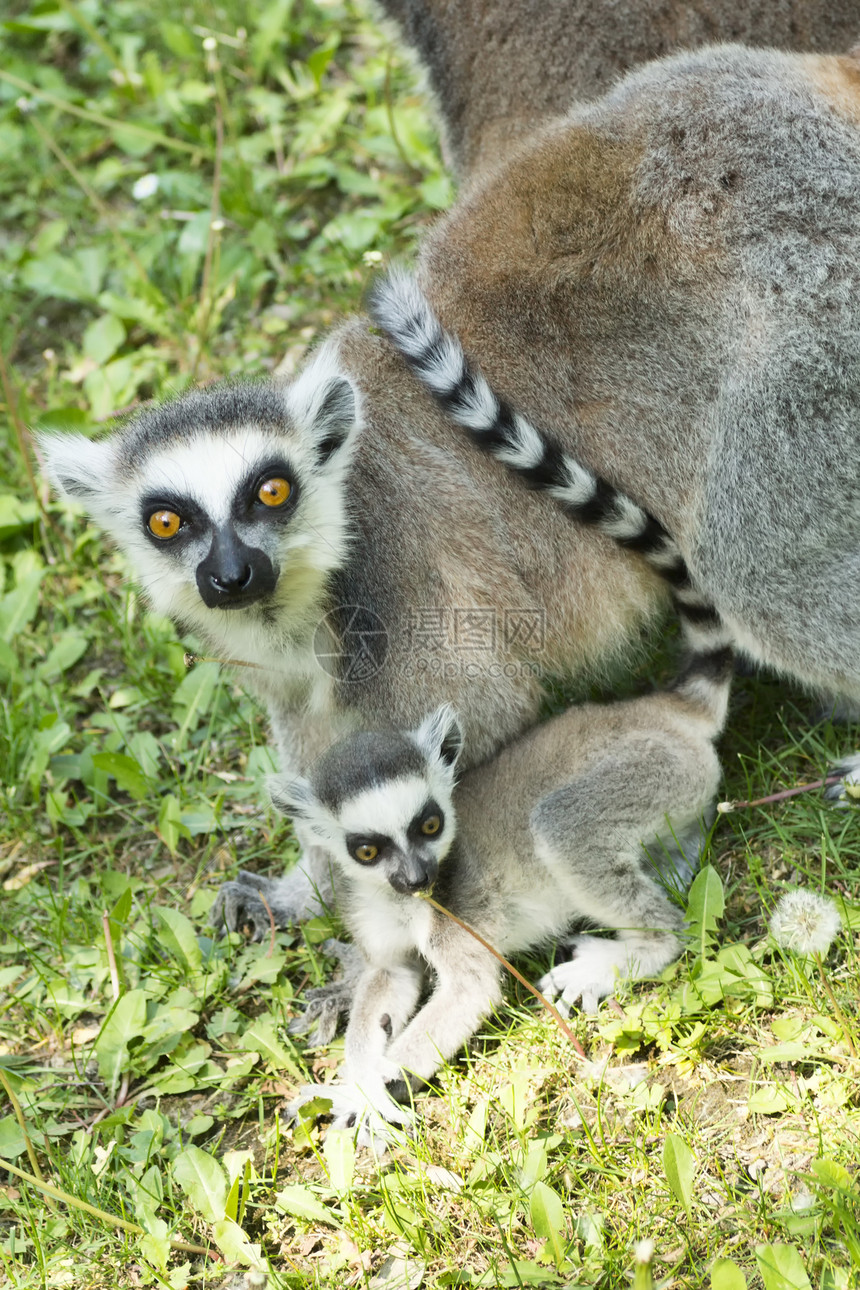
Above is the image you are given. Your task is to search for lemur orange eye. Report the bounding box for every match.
[355,843,378,863]
[421,816,441,836]
[258,477,291,507]
[148,510,181,539]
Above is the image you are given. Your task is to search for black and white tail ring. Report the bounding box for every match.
[370,269,734,721]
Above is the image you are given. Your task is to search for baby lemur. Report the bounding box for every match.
[276,647,728,1142]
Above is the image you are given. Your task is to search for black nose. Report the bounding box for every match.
[391,871,434,896]
[196,528,277,609]
[209,564,252,593]
[389,854,438,896]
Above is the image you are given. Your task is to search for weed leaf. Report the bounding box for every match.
[812,1157,857,1193]
[324,1127,356,1194]
[157,794,189,855]
[663,1132,695,1219]
[0,1115,26,1160]
[224,1168,241,1222]
[171,661,219,747]
[0,567,44,642]
[92,752,151,801]
[94,988,147,1094]
[153,905,203,975]
[173,1145,227,1223]
[748,1085,793,1115]
[275,1183,338,1227]
[212,1217,265,1268]
[754,1243,812,1290]
[241,1015,302,1077]
[138,1214,170,1273]
[686,865,725,957]
[529,1179,567,1268]
[711,1259,748,1289]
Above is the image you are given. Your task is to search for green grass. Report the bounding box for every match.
[1,2,860,1286]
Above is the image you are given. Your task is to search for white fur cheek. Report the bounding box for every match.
[306,834,394,896]
[267,471,354,611]
[108,521,203,623]
[68,484,145,553]
[292,808,363,878]
[70,494,202,625]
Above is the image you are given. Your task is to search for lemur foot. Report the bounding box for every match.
[210,867,322,939]
[824,753,860,805]
[287,1080,415,1151]
[540,935,630,1014]
[287,939,366,1045]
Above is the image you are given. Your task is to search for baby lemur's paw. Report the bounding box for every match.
[211,864,327,937]
[287,1081,415,1152]
[287,940,367,1045]
[824,753,860,806]
[540,936,628,1014]
[210,871,291,940]
[288,982,351,1046]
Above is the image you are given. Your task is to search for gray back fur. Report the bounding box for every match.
[416,44,860,702]
[375,0,860,178]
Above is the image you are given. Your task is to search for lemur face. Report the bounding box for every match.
[271,705,464,897]
[331,775,451,895]
[39,344,361,640]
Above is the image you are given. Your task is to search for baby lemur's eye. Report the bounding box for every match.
[421,815,442,836]
[258,478,291,507]
[354,843,378,863]
[148,510,182,539]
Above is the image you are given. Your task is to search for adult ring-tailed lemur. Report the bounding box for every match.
[40,45,860,943]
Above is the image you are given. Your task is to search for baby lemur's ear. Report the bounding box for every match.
[412,703,464,770]
[268,774,317,821]
[284,343,363,465]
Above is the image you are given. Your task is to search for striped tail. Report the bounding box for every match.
[668,642,734,735]
[369,268,734,726]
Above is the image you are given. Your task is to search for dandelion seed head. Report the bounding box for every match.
[790,1190,816,1213]
[769,889,842,956]
[634,1239,655,1264]
[132,173,159,201]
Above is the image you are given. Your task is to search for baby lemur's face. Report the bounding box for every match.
[270,706,464,897]
[38,345,361,646]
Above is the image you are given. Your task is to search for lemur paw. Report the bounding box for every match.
[824,753,860,806]
[210,871,291,940]
[539,936,627,1014]
[287,940,367,1045]
[287,1081,415,1151]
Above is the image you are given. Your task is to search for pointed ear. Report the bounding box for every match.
[285,345,362,465]
[38,432,118,505]
[412,703,464,770]
[268,773,317,821]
